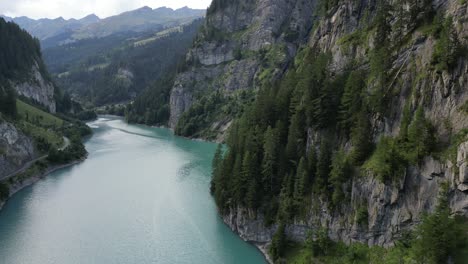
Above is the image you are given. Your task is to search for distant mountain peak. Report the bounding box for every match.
[82,14,100,20]
[154,6,173,11]
[138,6,153,11]
[79,14,100,24]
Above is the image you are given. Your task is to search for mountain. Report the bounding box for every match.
[4,7,205,47]
[0,18,90,209]
[8,15,95,42]
[169,0,316,140]
[70,6,204,40]
[0,18,57,112]
[128,0,468,262]
[45,19,203,107]
[76,14,100,25]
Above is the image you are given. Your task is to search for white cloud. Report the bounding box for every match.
[0,0,211,19]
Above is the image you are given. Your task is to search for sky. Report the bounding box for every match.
[0,0,212,19]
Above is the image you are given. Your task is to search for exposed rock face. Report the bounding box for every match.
[0,121,36,179]
[209,0,468,255]
[11,62,57,113]
[169,0,318,131]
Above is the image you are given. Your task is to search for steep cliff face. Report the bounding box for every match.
[11,61,57,113]
[0,121,36,179]
[206,0,468,256]
[0,18,57,113]
[169,0,317,139]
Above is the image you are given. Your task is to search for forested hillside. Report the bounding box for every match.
[175,0,468,263]
[0,18,91,208]
[0,18,49,83]
[45,19,203,106]
[4,7,204,48]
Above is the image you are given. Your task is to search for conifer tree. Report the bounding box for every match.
[232,153,245,203]
[407,106,432,162]
[314,138,332,195]
[286,108,306,164]
[410,183,466,263]
[339,71,365,136]
[350,110,373,165]
[329,149,349,206]
[210,144,224,194]
[262,126,279,193]
[269,223,286,261]
[293,157,308,205]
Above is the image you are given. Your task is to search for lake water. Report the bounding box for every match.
[0,117,265,264]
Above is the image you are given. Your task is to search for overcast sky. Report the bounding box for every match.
[0,0,211,19]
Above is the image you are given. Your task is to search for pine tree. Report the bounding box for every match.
[410,183,466,263]
[245,178,258,209]
[293,157,308,205]
[329,149,349,206]
[314,138,332,195]
[399,103,412,141]
[349,110,373,165]
[407,106,432,162]
[269,223,286,261]
[239,151,259,207]
[262,126,279,193]
[339,71,365,136]
[210,144,224,194]
[286,108,306,164]
[232,153,245,203]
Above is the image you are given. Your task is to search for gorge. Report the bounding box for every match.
[1,0,468,263]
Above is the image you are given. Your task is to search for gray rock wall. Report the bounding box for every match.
[219,0,468,254]
[11,62,57,113]
[169,0,318,131]
[0,121,36,179]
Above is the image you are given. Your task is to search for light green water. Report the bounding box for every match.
[0,117,266,264]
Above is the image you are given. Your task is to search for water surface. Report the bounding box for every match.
[0,117,265,264]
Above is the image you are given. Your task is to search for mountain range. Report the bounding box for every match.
[1,6,205,48]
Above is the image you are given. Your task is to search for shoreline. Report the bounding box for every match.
[253,242,274,264]
[0,157,86,212]
[220,213,273,264]
[114,116,222,144]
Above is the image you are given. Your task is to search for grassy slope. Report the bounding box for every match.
[16,100,64,149]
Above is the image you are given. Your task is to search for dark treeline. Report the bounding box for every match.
[0,18,49,82]
[0,84,17,118]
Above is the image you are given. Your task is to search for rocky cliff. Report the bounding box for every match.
[11,61,57,113]
[0,18,57,113]
[187,0,468,258]
[169,0,317,140]
[0,121,37,179]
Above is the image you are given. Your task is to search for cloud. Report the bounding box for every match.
[0,0,211,19]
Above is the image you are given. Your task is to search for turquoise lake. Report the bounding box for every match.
[0,117,266,264]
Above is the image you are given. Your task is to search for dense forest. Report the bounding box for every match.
[45,19,203,106]
[209,1,467,262]
[0,18,49,82]
[125,74,174,125]
[0,17,90,168]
